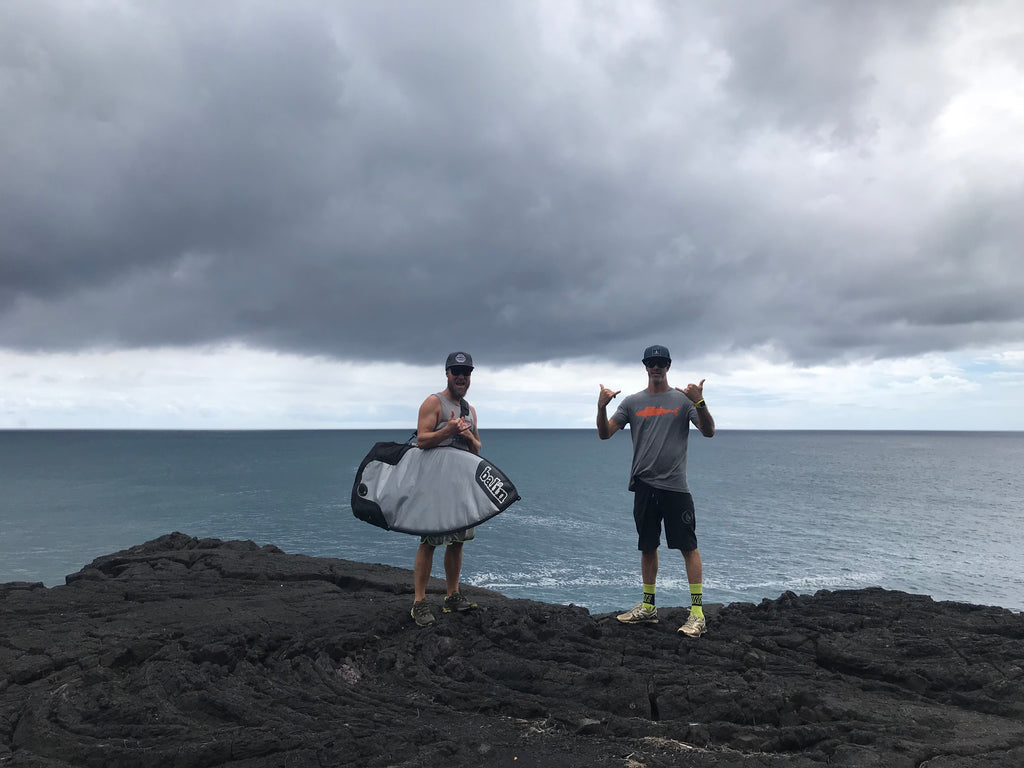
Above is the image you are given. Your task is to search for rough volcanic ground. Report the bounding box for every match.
[2,533,1023,767]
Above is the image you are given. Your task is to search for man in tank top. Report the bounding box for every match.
[410,351,482,627]
[597,344,716,637]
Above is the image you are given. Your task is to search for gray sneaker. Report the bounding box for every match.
[443,591,477,613]
[616,603,659,624]
[410,600,435,626]
[678,613,706,637]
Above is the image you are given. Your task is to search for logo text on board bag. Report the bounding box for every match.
[475,462,516,505]
[473,458,519,512]
[478,465,508,502]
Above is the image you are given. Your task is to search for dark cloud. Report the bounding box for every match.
[2,1,1022,367]
[716,0,949,140]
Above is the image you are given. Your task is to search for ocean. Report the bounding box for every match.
[2,429,1022,615]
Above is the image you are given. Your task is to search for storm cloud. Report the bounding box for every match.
[3,0,1023,369]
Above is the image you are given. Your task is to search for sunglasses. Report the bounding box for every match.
[448,366,473,376]
[644,358,670,369]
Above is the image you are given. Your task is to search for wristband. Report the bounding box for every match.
[694,399,706,409]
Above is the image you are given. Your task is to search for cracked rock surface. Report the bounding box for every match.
[2,533,1023,767]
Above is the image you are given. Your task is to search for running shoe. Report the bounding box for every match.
[410,600,436,626]
[443,591,477,613]
[616,603,659,624]
[678,613,706,637]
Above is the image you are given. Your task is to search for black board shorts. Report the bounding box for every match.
[632,480,697,552]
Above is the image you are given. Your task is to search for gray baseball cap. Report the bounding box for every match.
[445,351,474,370]
[642,345,671,363]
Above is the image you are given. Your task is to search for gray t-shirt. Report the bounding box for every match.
[611,388,698,492]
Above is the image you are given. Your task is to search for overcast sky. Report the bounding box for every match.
[2,1,1023,430]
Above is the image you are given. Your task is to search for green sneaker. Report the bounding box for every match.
[443,591,477,613]
[410,600,435,627]
[616,603,659,624]
[678,613,706,637]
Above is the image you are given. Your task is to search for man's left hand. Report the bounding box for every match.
[677,378,706,403]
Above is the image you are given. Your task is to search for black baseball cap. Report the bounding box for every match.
[445,351,474,370]
[642,345,671,363]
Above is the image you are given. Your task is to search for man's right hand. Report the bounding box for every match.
[446,410,470,436]
[598,384,621,409]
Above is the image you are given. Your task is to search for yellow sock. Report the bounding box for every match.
[689,583,704,618]
[642,583,656,610]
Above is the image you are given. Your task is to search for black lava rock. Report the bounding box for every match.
[2,533,1023,767]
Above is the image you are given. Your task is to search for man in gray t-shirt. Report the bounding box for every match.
[597,344,716,637]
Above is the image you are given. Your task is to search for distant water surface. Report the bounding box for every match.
[2,429,1022,614]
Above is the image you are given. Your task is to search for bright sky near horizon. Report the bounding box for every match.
[2,2,1023,430]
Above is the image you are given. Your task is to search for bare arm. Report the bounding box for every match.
[677,379,715,438]
[416,397,457,449]
[462,405,481,455]
[416,396,481,452]
[597,384,623,440]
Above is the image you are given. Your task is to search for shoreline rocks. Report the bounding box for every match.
[2,533,1023,767]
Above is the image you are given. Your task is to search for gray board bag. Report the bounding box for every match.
[351,441,521,536]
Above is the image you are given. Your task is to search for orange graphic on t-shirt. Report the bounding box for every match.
[636,405,680,419]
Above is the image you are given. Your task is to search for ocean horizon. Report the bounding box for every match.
[3,428,1022,615]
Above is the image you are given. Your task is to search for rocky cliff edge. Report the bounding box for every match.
[2,533,1023,767]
